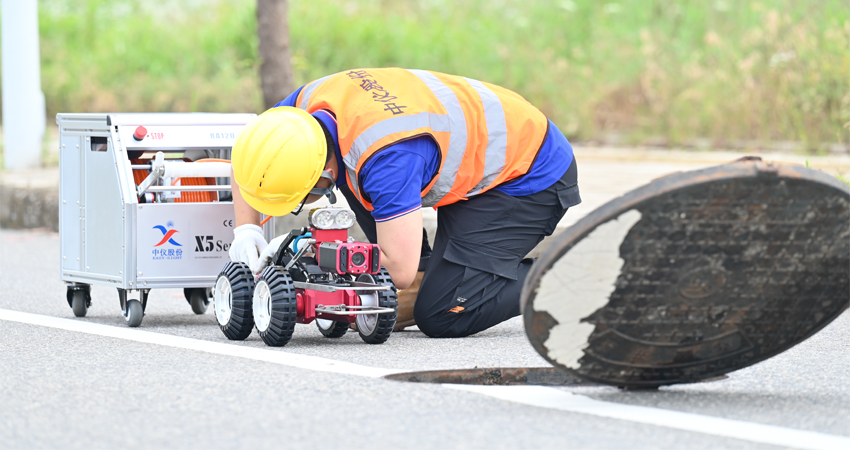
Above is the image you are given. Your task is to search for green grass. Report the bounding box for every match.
[15,0,850,152]
[35,0,261,114]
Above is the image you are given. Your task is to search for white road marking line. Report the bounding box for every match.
[0,308,398,378]
[446,385,850,450]
[3,308,848,449]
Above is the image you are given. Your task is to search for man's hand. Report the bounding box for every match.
[254,233,290,275]
[229,224,267,271]
[375,210,423,289]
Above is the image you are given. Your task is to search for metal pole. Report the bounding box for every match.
[1,0,46,170]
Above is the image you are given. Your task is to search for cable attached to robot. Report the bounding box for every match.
[136,151,232,198]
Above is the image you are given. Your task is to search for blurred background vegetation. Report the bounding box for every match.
[5,0,849,152]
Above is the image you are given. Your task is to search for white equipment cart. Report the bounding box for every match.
[57,113,273,327]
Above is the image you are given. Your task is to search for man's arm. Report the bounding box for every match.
[229,166,267,272]
[358,138,439,289]
[375,209,422,289]
[232,166,262,227]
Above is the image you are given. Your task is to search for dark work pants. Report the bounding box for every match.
[340,158,580,338]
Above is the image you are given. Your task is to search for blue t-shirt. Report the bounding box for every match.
[275,87,574,222]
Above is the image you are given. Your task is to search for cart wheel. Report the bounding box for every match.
[68,287,91,318]
[71,291,88,317]
[254,266,298,347]
[316,319,348,338]
[186,288,210,315]
[124,299,143,327]
[214,262,255,340]
[356,270,398,344]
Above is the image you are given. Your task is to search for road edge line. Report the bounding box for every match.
[0,308,400,378]
[445,384,850,450]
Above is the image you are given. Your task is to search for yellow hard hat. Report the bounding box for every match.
[231,107,327,216]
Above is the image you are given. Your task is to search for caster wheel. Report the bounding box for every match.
[316,318,348,338]
[68,288,91,318]
[214,262,255,340]
[356,270,398,345]
[254,266,297,347]
[185,288,210,315]
[124,299,143,327]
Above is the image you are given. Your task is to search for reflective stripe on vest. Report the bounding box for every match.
[464,77,507,196]
[296,68,547,210]
[407,70,467,206]
[299,73,335,109]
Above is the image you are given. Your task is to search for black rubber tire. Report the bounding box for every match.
[255,266,298,347]
[71,290,89,318]
[357,270,398,345]
[125,299,143,327]
[215,262,255,340]
[316,319,349,338]
[187,288,209,315]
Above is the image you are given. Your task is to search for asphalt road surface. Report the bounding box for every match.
[2,151,849,449]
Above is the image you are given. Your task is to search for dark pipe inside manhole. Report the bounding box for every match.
[384,367,600,386]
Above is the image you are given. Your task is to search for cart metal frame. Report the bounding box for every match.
[57,113,272,326]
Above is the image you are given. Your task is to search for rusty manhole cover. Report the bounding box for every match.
[522,159,850,388]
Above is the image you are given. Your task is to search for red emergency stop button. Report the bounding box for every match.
[133,126,148,141]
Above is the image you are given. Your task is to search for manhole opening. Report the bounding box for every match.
[384,367,601,386]
[384,367,730,388]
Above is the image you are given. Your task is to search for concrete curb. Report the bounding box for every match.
[0,170,60,232]
[0,185,59,231]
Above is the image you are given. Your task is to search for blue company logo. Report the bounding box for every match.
[153,221,181,247]
[152,221,183,261]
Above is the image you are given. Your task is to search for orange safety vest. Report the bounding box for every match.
[295,68,549,210]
